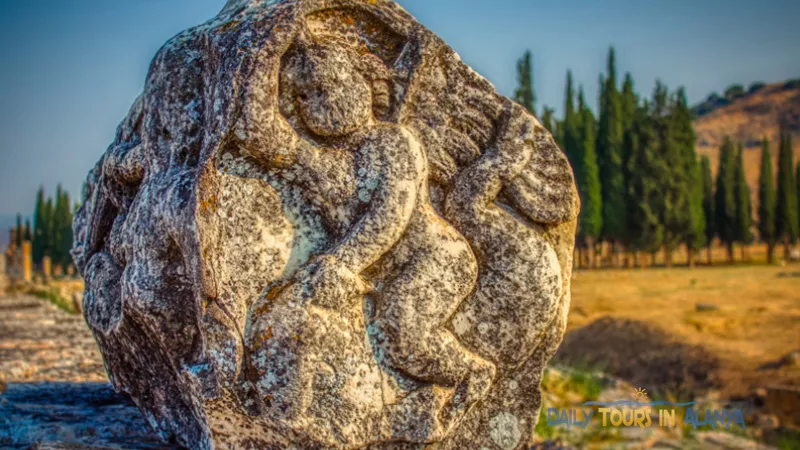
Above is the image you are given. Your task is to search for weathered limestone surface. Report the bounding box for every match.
[72,0,579,448]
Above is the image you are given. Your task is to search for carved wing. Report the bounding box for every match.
[399,38,579,226]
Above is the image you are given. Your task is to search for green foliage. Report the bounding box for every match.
[562,70,580,164]
[33,187,46,264]
[757,139,776,245]
[44,197,54,259]
[626,101,665,252]
[28,286,79,315]
[513,50,536,115]
[734,144,753,244]
[620,74,640,249]
[540,106,555,133]
[700,156,715,245]
[538,49,726,259]
[23,219,32,242]
[715,138,738,246]
[575,88,603,241]
[52,185,75,267]
[30,185,76,267]
[748,82,766,94]
[776,127,798,244]
[797,161,800,235]
[784,78,800,90]
[724,84,745,101]
[687,160,707,251]
[596,47,627,244]
[662,86,699,251]
[15,214,23,248]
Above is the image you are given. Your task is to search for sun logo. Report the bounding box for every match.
[633,387,648,401]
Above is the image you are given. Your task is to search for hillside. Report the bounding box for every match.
[693,81,800,214]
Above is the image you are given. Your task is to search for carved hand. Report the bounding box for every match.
[297,255,373,309]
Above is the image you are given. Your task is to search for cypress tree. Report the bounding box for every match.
[24,219,32,242]
[620,73,637,135]
[555,120,565,150]
[758,138,777,263]
[576,87,603,268]
[700,156,715,264]
[43,197,54,260]
[56,190,74,267]
[596,47,626,266]
[797,160,800,239]
[775,128,798,258]
[619,73,639,259]
[541,107,555,134]
[686,157,707,267]
[514,50,535,115]
[15,214,23,248]
[53,185,65,266]
[715,138,738,263]
[33,187,47,264]
[666,87,698,266]
[734,143,753,260]
[562,71,579,165]
[626,101,665,263]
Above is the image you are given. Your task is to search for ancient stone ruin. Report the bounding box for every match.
[5,234,32,284]
[72,0,578,448]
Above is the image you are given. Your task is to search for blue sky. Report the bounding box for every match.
[1,0,799,219]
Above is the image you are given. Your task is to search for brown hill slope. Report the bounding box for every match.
[694,82,800,214]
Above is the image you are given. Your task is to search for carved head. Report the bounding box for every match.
[280,31,393,138]
[282,37,371,137]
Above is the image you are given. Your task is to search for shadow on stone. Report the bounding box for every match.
[0,382,177,449]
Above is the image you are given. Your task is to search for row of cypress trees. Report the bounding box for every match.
[758,129,799,263]
[514,48,800,267]
[28,185,77,268]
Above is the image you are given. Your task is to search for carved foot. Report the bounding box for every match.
[441,358,496,429]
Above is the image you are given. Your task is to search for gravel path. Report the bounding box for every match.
[0,295,175,449]
[0,295,105,383]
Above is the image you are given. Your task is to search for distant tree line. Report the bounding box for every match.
[11,185,78,269]
[514,48,800,268]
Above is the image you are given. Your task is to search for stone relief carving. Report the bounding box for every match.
[72,1,578,448]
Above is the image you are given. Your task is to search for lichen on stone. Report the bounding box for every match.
[72,0,578,448]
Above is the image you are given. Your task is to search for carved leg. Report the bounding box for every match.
[371,244,495,439]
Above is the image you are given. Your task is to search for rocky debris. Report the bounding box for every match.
[758,350,800,370]
[530,440,576,449]
[764,386,800,429]
[696,303,721,312]
[0,295,105,383]
[538,366,784,450]
[71,0,579,448]
[694,431,777,450]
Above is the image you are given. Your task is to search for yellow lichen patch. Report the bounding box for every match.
[266,283,288,301]
[251,297,275,318]
[218,20,241,34]
[252,327,274,349]
[200,194,217,214]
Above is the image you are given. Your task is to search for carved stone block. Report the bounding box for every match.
[72,1,578,448]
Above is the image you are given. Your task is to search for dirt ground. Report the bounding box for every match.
[0,294,106,383]
[558,264,800,399]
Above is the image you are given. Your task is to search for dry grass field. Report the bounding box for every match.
[559,263,800,400]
